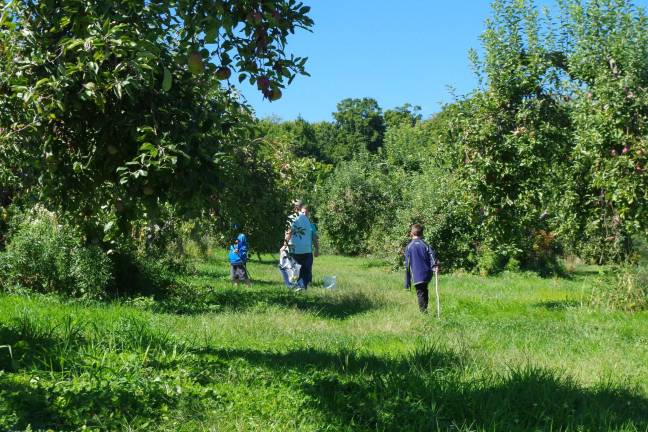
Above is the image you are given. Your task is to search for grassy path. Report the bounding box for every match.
[0,255,647,431]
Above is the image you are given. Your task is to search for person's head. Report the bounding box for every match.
[301,205,311,217]
[292,199,303,213]
[410,223,424,238]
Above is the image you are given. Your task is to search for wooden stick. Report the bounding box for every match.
[435,270,440,319]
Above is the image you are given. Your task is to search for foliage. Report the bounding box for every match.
[555,0,648,263]
[330,97,386,161]
[590,263,648,311]
[0,0,313,244]
[0,208,112,298]
[258,117,333,206]
[384,166,478,271]
[382,118,436,172]
[384,103,422,129]
[317,155,396,255]
[213,137,290,254]
[110,245,183,298]
[452,0,572,272]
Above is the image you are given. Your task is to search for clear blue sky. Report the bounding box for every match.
[239,0,648,122]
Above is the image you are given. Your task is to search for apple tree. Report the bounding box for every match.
[556,0,648,262]
[0,0,313,244]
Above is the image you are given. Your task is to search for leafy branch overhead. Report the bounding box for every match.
[0,0,313,243]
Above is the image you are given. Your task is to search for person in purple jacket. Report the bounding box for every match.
[404,223,440,313]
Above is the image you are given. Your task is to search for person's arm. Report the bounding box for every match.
[312,225,320,257]
[404,245,412,289]
[313,235,320,257]
[429,245,440,273]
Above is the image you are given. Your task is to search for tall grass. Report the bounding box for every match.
[0,255,646,430]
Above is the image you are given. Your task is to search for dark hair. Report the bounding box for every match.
[292,199,304,210]
[410,223,424,237]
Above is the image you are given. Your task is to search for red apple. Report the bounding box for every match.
[257,76,270,90]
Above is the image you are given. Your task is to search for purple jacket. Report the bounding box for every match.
[404,238,439,288]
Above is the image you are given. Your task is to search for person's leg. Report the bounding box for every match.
[233,265,246,287]
[242,265,252,286]
[301,253,313,289]
[293,253,311,290]
[230,265,236,286]
[415,282,429,313]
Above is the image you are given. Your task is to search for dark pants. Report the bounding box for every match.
[293,253,313,289]
[415,282,429,312]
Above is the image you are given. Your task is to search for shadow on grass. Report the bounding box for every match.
[192,343,462,376]
[189,345,648,432]
[535,300,582,310]
[0,316,201,431]
[2,313,647,432]
[0,376,64,430]
[156,285,384,318]
[0,316,86,373]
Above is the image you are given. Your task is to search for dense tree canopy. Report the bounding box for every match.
[1,0,647,275]
[0,0,313,243]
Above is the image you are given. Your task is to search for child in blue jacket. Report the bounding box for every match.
[228,233,250,286]
[404,224,440,313]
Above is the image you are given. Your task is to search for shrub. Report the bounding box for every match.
[318,155,398,256]
[110,245,180,298]
[476,245,505,276]
[504,256,521,272]
[590,264,648,311]
[0,209,112,298]
[380,166,478,271]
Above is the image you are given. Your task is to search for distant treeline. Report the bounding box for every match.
[255,0,648,274]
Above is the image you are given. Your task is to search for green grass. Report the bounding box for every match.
[0,255,647,431]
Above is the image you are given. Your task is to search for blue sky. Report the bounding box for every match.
[238,1,648,122]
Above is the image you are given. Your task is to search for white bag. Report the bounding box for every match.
[279,246,301,283]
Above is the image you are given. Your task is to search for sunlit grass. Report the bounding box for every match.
[0,254,646,431]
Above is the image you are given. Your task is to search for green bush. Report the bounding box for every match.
[111,246,181,298]
[318,155,398,256]
[380,166,478,271]
[477,245,506,276]
[0,209,112,298]
[590,264,648,311]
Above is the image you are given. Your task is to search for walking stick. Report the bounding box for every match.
[434,269,440,319]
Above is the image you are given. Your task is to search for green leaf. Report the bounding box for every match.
[162,68,172,92]
[139,142,155,152]
[34,78,50,88]
[205,19,218,43]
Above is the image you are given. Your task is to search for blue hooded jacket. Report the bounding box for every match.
[228,233,248,265]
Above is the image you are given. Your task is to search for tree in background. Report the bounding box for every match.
[556,0,648,263]
[331,97,386,161]
[384,103,422,129]
[316,155,396,255]
[257,117,332,208]
[450,0,572,273]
